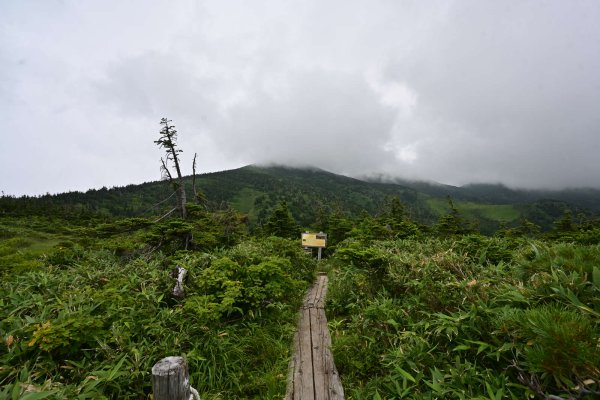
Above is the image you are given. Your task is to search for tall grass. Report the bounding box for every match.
[1,238,315,399]
[327,237,600,399]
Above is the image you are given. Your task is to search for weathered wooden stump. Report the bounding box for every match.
[172,266,188,298]
[152,356,191,400]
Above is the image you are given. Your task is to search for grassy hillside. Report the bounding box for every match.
[426,198,520,222]
[0,216,86,277]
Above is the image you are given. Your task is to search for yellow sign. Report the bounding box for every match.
[301,232,327,248]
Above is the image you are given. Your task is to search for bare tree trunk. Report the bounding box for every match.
[192,153,198,203]
[177,181,187,219]
[161,157,186,220]
[168,134,186,220]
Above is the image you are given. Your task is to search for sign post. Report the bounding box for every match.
[301,232,327,260]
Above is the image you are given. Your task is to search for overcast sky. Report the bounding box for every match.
[2,0,599,195]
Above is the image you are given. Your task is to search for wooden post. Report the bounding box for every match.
[152,356,191,400]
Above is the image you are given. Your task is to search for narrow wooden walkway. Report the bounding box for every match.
[285,273,344,400]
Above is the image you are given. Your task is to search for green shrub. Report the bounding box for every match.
[521,306,598,378]
[497,304,600,393]
[518,242,600,278]
[191,255,304,316]
[517,242,600,310]
[454,234,516,266]
[45,244,86,267]
[27,313,106,357]
[219,236,316,283]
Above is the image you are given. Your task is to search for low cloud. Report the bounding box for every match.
[1,0,599,195]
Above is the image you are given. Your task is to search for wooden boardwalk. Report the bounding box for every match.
[285,274,344,400]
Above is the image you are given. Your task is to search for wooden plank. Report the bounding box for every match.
[311,307,326,400]
[298,307,314,399]
[292,333,303,400]
[306,277,320,308]
[315,275,328,309]
[323,320,344,399]
[286,275,344,400]
[285,336,297,400]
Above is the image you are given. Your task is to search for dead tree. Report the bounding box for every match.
[155,118,187,219]
[192,152,207,208]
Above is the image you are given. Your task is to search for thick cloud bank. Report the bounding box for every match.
[1,0,599,195]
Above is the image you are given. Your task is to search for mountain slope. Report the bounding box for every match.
[376,176,600,213]
[195,165,436,226]
[1,164,597,233]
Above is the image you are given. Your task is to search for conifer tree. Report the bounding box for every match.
[155,118,187,219]
[435,196,476,235]
[327,207,353,245]
[554,209,576,233]
[380,196,419,238]
[264,201,299,238]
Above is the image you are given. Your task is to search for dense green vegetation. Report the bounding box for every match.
[1,210,317,398]
[318,200,600,398]
[327,236,599,399]
[1,166,599,399]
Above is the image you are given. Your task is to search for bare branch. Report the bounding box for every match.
[160,158,174,182]
[192,152,198,202]
[153,207,178,223]
[510,359,599,400]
